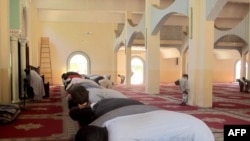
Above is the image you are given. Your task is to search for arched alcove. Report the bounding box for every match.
[66,51,90,75]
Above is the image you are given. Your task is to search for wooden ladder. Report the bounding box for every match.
[40,37,52,84]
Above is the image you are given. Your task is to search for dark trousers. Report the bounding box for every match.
[239,81,244,92]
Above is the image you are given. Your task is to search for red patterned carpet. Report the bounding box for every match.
[0,118,63,138]
[0,85,78,141]
[0,83,250,141]
[114,82,250,141]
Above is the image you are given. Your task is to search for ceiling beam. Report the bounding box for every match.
[216,41,245,47]
[228,0,250,3]
[207,0,228,20]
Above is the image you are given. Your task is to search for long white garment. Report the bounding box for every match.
[179,77,189,93]
[87,88,127,103]
[104,110,214,141]
[98,79,113,89]
[179,77,189,103]
[29,70,45,101]
[66,77,101,90]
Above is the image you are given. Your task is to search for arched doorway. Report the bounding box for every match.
[67,51,90,75]
[235,60,248,80]
[131,56,144,85]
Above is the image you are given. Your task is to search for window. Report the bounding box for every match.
[235,60,248,80]
[131,57,144,85]
[67,51,90,75]
[235,60,241,80]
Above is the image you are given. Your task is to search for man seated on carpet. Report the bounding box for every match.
[24,68,45,101]
[69,98,144,127]
[74,105,214,141]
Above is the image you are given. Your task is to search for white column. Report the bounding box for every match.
[247,52,250,79]
[181,52,188,75]
[18,37,27,97]
[10,35,20,103]
[114,51,118,84]
[145,0,160,94]
[188,0,214,107]
[247,5,250,79]
[125,11,132,87]
[125,47,132,87]
[241,54,246,78]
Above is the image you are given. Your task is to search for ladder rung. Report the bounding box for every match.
[41,72,52,74]
[40,71,52,74]
[41,62,51,64]
[40,60,51,62]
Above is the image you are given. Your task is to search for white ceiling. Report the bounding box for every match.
[34,0,250,24]
[32,0,250,59]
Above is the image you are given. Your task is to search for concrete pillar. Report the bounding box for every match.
[10,35,20,103]
[125,47,132,87]
[247,53,250,79]
[18,37,27,97]
[247,5,250,79]
[241,54,246,78]
[114,50,118,84]
[125,11,132,87]
[181,52,188,75]
[188,0,214,107]
[145,0,160,94]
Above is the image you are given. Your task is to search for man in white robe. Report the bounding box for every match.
[178,74,189,105]
[25,69,45,101]
[75,108,214,141]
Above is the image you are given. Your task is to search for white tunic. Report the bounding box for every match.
[29,70,45,101]
[104,110,214,141]
[87,88,127,103]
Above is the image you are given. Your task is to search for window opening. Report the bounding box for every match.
[67,52,89,75]
[131,57,144,85]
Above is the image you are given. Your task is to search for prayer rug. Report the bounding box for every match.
[192,113,250,132]
[213,101,250,109]
[20,105,63,115]
[0,85,78,141]
[0,118,63,138]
